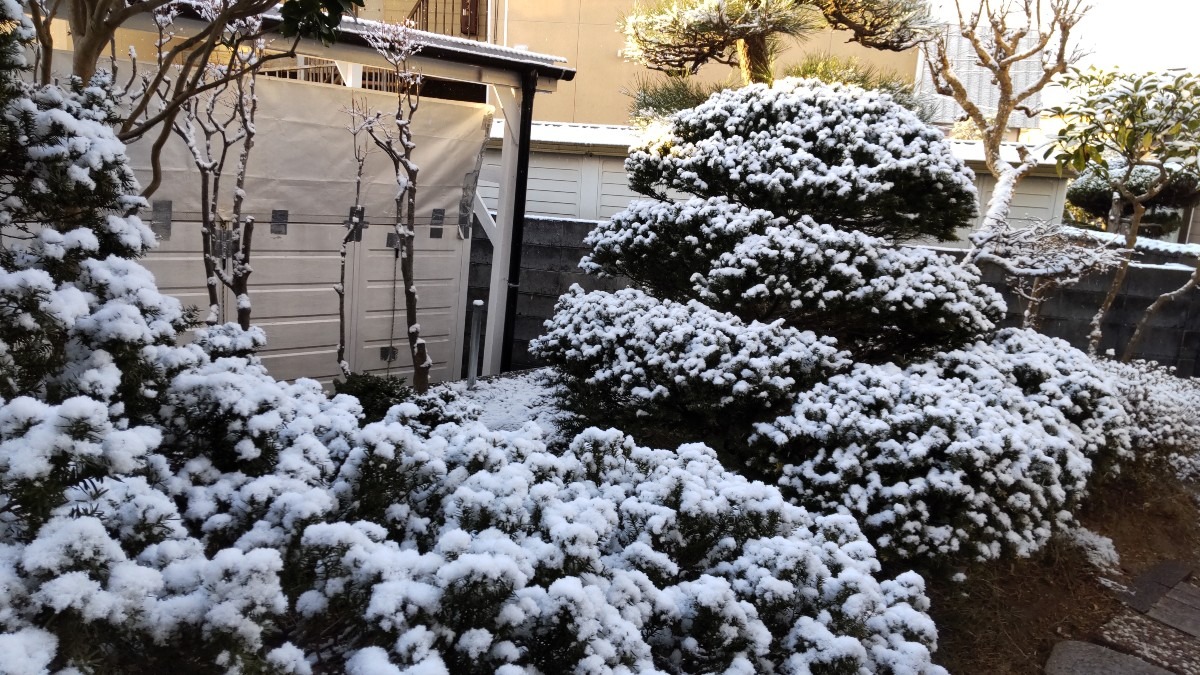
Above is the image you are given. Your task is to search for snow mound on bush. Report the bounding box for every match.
[531,285,849,423]
[1091,357,1200,476]
[583,196,1004,361]
[626,78,978,242]
[316,424,947,673]
[753,329,1130,562]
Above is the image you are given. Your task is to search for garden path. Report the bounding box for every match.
[1047,561,1200,674]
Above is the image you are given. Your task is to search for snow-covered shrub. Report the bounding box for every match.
[0,13,338,669]
[534,285,848,434]
[535,78,1003,444]
[751,329,1130,562]
[626,78,978,242]
[581,196,1004,362]
[536,76,1131,567]
[305,425,947,673]
[1091,357,1200,461]
[0,24,948,670]
[333,371,412,422]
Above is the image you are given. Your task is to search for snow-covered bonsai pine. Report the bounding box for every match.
[533,79,1131,566]
[533,79,1000,433]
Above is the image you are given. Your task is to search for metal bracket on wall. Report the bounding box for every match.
[343,206,367,242]
[212,229,234,259]
[150,200,172,241]
[430,208,445,239]
[270,209,289,235]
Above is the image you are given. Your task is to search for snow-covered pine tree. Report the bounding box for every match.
[533,79,1132,565]
[534,79,1001,432]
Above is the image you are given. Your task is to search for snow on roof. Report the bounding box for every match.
[1080,228,1200,258]
[259,11,571,72]
[488,121,1059,169]
[340,17,568,68]
[489,120,641,147]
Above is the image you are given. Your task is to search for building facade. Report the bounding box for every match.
[361,0,922,125]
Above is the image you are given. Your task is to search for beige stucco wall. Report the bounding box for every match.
[501,0,919,125]
[374,0,919,125]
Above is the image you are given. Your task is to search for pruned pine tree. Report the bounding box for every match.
[170,20,263,331]
[621,0,819,85]
[813,0,933,50]
[621,0,933,87]
[356,21,431,393]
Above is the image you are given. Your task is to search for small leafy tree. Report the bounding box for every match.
[1066,159,1200,235]
[1048,68,1200,357]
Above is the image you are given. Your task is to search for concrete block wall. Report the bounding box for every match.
[982,262,1200,376]
[461,216,623,376]
[464,217,1200,377]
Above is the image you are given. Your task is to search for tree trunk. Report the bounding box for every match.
[335,230,353,377]
[1107,191,1123,233]
[1088,201,1146,355]
[199,174,222,325]
[1022,277,1050,330]
[736,35,773,85]
[1123,260,1200,362]
[402,174,429,393]
[231,217,254,331]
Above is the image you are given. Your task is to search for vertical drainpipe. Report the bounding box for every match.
[499,67,537,372]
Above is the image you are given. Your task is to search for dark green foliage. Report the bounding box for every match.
[278,0,366,44]
[334,371,412,422]
[626,74,732,125]
[1066,160,1200,235]
[783,53,935,121]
